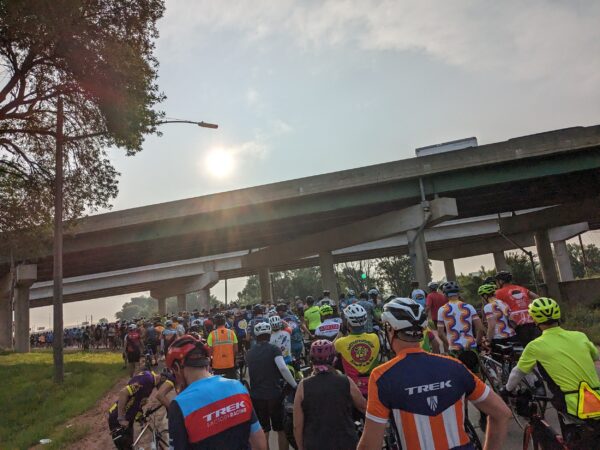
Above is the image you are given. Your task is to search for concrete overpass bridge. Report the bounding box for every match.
[2,124,600,351]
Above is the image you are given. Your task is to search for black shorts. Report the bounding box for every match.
[252,397,284,432]
[126,350,140,363]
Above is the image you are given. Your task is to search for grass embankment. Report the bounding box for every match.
[563,305,600,344]
[0,350,124,450]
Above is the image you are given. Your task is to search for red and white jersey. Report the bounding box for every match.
[495,284,534,326]
[314,318,342,340]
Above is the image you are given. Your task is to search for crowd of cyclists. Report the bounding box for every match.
[103,270,600,449]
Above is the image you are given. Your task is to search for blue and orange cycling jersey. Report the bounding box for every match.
[367,348,490,450]
[168,375,260,449]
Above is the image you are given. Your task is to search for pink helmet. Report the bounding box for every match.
[310,339,335,365]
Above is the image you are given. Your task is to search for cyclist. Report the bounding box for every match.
[425,281,447,325]
[269,315,293,364]
[436,281,485,368]
[303,296,322,336]
[411,288,427,309]
[334,304,381,398]
[161,320,178,355]
[166,335,267,450]
[108,369,176,450]
[317,289,334,306]
[247,304,268,348]
[358,297,511,450]
[494,270,539,345]
[246,322,297,450]
[314,304,342,341]
[276,303,304,361]
[357,291,376,333]
[478,283,517,348]
[207,313,238,379]
[293,340,366,450]
[124,324,143,377]
[505,298,600,423]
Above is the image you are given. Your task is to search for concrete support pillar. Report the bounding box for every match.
[258,268,272,303]
[177,294,187,313]
[0,272,12,350]
[407,229,430,289]
[13,265,37,353]
[493,251,509,272]
[319,251,339,301]
[534,230,561,301]
[553,240,574,282]
[443,259,457,281]
[198,289,210,311]
[157,297,166,316]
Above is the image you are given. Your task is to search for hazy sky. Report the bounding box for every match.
[31,0,600,328]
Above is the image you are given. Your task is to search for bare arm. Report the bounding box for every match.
[155,382,174,408]
[357,418,387,450]
[437,325,448,352]
[473,317,485,343]
[249,428,268,450]
[486,316,497,342]
[474,390,511,450]
[293,381,305,450]
[348,377,366,413]
[117,387,131,425]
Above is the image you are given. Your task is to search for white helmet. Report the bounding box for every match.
[381,297,426,341]
[254,321,272,336]
[344,304,367,327]
[268,315,283,331]
[128,324,137,330]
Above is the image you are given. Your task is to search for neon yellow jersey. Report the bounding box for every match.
[304,306,322,331]
[517,326,600,415]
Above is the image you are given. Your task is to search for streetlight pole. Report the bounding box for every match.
[51,113,217,383]
[53,96,64,383]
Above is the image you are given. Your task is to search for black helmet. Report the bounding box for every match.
[253,304,265,314]
[214,313,226,325]
[495,271,512,283]
[427,282,439,291]
[483,276,495,285]
[441,281,461,296]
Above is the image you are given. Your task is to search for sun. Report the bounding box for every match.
[204,147,235,178]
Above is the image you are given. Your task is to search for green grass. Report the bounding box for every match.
[0,350,125,450]
[563,305,600,344]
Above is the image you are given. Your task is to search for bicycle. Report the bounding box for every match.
[132,405,169,450]
[143,345,157,371]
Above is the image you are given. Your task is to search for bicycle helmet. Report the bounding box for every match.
[320,304,334,316]
[269,315,283,331]
[276,303,288,313]
[483,276,496,285]
[128,324,137,330]
[323,290,331,297]
[477,284,496,297]
[368,288,379,298]
[254,321,272,336]
[344,304,367,327]
[347,290,356,297]
[441,281,461,296]
[165,320,173,327]
[310,339,335,365]
[253,304,265,315]
[528,297,561,324]
[214,313,226,325]
[381,297,427,341]
[495,271,512,283]
[158,368,176,387]
[166,335,210,369]
[427,281,439,291]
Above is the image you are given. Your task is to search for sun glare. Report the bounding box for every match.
[204,148,235,178]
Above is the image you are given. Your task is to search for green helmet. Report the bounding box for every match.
[320,305,334,316]
[528,297,561,324]
[477,284,496,297]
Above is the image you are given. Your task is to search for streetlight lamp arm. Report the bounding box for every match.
[158,120,218,129]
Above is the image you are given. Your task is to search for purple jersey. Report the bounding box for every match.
[108,371,156,425]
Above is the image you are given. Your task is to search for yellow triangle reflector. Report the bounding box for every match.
[577,381,600,419]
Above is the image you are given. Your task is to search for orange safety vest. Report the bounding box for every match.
[209,328,235,369]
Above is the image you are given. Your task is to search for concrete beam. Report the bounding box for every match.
[535,230,561,301]
[156,297,166,316]
[499,199,599,235]
[319,251,339,302]
[553,240,574,282]
[443,259,457,281]
[243,197,458,269]
[177,294,187,313]
[198,289,210,311]
[407,228,430,288]
[14,265,37,353]
[0,272,12,349]
[259,268,272,303]
[151,271,219,299]
[493,251,509,272]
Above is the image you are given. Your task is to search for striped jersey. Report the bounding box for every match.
[366,348,490,450]
[168,376,260,449]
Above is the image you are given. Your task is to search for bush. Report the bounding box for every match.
[562,305,600,344]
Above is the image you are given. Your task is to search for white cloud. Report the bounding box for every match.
[246,88,260,107]
[160,0,600,87]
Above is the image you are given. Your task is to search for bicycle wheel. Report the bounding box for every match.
[464,418,482,450]
[479,355,503,392]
